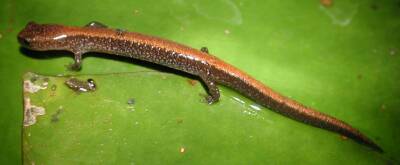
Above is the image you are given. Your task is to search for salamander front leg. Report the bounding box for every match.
[200,47,209,54]
[85,21,108,28]
[69,52,83,71]
[200,76,220,104]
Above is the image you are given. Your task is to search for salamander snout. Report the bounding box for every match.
[18,22,68,51]
[18,36,31,48]
[17,22,36,48]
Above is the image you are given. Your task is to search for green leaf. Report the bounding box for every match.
[0,0,399,164]
[22,72,388,164]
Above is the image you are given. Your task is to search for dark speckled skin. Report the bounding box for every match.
[18,22,382,152]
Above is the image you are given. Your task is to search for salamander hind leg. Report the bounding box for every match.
[68,52,83,71]
[200,76,220,104]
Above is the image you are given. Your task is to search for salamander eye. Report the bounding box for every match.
[18,37,30,48]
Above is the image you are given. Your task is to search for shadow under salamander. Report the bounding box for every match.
[19,47,210,94]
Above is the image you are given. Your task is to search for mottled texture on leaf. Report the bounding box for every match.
[23,72,391,164]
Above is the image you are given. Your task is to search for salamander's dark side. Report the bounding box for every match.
[17,22,383,152]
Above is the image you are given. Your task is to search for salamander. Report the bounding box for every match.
[17,21,382,152]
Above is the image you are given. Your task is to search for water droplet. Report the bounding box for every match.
[224,29,231,35]
[231,96,245,104]
[249,104,261,111]
[180,147,185,153]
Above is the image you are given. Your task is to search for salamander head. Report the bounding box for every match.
[18,22,69,51]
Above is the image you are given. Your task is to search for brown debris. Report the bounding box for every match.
[177,118,183,124]
[370,3,378,10]
[187,79,197,86]
[320,0,333,7]
[133,9,140,16]
[357,74,363,80]
[380,104,386,112]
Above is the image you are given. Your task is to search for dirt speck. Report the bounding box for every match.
[127,98,135,105]
[340,135,348,140]
[133,9,140,16]
[30,75,39,82]
[357,74,363,80]
[127,98,135,112]
[380,104,386,112]
[51,106,64,123]
[6,28,13,33]
[389,48,397,56]
[51,84,57,91]
[187,79,197,86]
[370,3,378,10]
[50,84,57,96]
[177,118,183,124]
[320,0,333,7]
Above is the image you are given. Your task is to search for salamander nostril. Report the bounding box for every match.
[18,36,30,47]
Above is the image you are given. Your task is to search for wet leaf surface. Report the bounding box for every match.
[0,0,399,164]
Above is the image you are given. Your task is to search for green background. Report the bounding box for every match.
[1,0,400,164]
